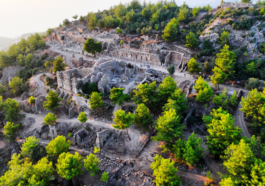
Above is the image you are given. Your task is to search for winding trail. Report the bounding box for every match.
[235,95,251,138]
[29,73,52,96]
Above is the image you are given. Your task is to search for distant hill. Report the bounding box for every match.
[0,31,45,51]
[0,37,15,50]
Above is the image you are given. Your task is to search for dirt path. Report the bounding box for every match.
[47,42,94,69]
[177,170,212,182]
[235,97,251,138]
[29,73,52,96]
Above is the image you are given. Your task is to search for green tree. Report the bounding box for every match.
[46,28,53,36]
[169,88,188,115]
[193,76,208,92]
[110,87,130,105]
[3,122,19,142]
[72,15,78,20]
[21,136,45,163]
[53,57,67,72]
[28,96,35,105]
[157,76,177,104]
[219,31,230,46]
[151,108,183,146]
[43,90,62,111]
[63,19,70,26]
[162,18,180,42]
[83,38,102,57]
[43,112,57,125]
[192,7,200,18]
[240,89,265,125]
[187,58,202,74]
[210,66,227,90]
[230,91,238,107]
[116,28,122,35]
[0,83,5,95]
[167,65,175,76]
[56,152,83,180]
[25,53,33,66]
[17,54,25,66]
[89,92,104,110]
[185,32,199,49]
[46,135,71,157]
[245,62,257,77]
[100,172,109,182]
[204,108,242,156]
[9,77,22,95]
[133,104,152,129]
[29,157,55,185]
[132,81,157,107]
[172,138,186,160]
[196,85,213,102]
[178,7,190,22]
[0,97,22,122]
[84,154,100,176]
[77,112,87,123]
[211,45,236,85]
[212,88,229,110]
[89,14,97,29]
[150,154,182,186]
[182,132,204,166]
[241,0,251,2]
[113,109,134,129]
[0,153,32,185]
[221,139,256,185]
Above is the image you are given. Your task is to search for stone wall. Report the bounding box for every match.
[0,66,21,85]
[221,2,253,9]
[35,95,46,113]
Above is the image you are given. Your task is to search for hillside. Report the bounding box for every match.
[1,1,265,186]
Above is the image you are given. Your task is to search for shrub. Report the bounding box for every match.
[245,78,260,90]
[3,122,20,142]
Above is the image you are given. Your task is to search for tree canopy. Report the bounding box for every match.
[83,38,102,57]
[43,90,62,111]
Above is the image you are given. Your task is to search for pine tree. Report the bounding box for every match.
[162,18,180,42]
[89,92,104,110]
[206,108,242,156]
[43,90,62,111]
[43,113,57,126]
[193,76,209,92]
[3,122,19,142]
[56,152,83,180]
[110,87,130,105]
[150,155,182,186]
[53,57,67,73]
[183,133,204,166]
[187,58,202,74]
[210,66,227,90]
[77,112,87,123]
[157,76,177,104]
[113,109,134,129]
[46,135,71,157]
[196,86,214,103]
[169,88,188,115]
[172,138,185,160]
[84,154,100,177]
[83,38,102,57]
[100,172,109,182]
[185,32,199,49]
[133,104,152,129]
[151,108,184,146]
[132,81,157,106]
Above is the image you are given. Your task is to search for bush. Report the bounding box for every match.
[82,82,99,96]
[3,122,20,142]
[245,78,260,90]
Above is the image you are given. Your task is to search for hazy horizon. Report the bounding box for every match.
[0,0,254,38]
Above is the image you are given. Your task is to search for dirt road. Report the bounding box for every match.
[29,73,52,96]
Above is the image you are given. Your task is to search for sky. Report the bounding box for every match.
[0,0,253,38]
